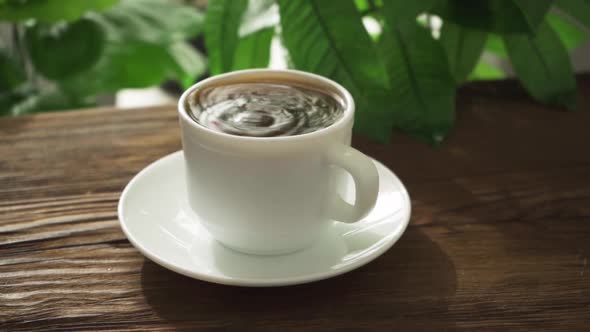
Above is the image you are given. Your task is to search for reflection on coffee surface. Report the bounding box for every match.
[186,83,344,137]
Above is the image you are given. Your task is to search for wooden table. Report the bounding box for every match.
[1,77,589,331]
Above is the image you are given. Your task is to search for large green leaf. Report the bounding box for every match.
[168,42,207,89]
[0,0,118,22]
[95,43,174,90]
[278,0,392,141]
[231,0,277,70]
[239,0,279,36]
[485,34,508,58]
[512,0,554,31]
[93,0,203,44]
[381,1,456,145]
[555,0,590,28]
[61,40,206,95]
[433,0,553,34]
[547,13,590,50]
[382,0,439,23]
[232,27,274,70]
[503,21,576,110]
[59,0,206,94]
[205,0,248,75]
[25,19,104,80]
[440,21,488,83]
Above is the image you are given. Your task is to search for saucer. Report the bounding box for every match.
[118,151,411,287]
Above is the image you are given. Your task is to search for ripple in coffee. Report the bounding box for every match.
[186,82,345,137]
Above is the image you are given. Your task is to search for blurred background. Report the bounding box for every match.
[1,0,589,144]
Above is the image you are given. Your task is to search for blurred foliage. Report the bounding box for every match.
[2,0,590,145]
[0,0,206,116]
[0,0,118,22]
[205,0,590,144]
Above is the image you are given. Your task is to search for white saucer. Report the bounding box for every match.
[118,151,411,287]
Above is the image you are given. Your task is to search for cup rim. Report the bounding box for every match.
[177,69,355,143]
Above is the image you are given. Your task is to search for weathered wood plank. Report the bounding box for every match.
[1,77,589,331]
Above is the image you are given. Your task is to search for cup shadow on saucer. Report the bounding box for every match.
[140,227,457,330]
[201,225,345,282]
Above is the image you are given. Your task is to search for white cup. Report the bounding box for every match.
[178,69,379,255]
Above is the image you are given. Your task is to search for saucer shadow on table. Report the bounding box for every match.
[141,227,457,330]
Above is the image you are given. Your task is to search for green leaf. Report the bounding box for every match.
[168,42,207,89]
[97,43,172,89]
[232,27,274,70]
[382,2,456,145]
[512,0,554,31]
[205,0,276,73]
[379,26,455,145]
[0,50,25,90]
[433,0,553,34]
[468,61,506,80]
[440,21,488,83]
[25,18,104,80]
[555,0,590,28]
[94,0,203,44]
[547,13,590,50]
[485,34,508,58]
[239,0,279,36]
[58,0,205,94]
[15,90,93,115]
[59,42,168,94]
[354,0,369,12]
[504,21,576,110]
[0,0,118,22]
[61,41,206,95]
[1,86,93,116]
[205,0,248,75]
[382,0,439,24]
[278,0,392,142]
[0,85,30,116]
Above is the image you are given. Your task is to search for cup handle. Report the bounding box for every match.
[325,144,379,223]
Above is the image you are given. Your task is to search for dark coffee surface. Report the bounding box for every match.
[186,83,344,137]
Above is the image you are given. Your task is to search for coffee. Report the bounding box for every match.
[186,82,344,137]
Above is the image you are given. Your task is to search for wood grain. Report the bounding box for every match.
[1,76,590,331]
